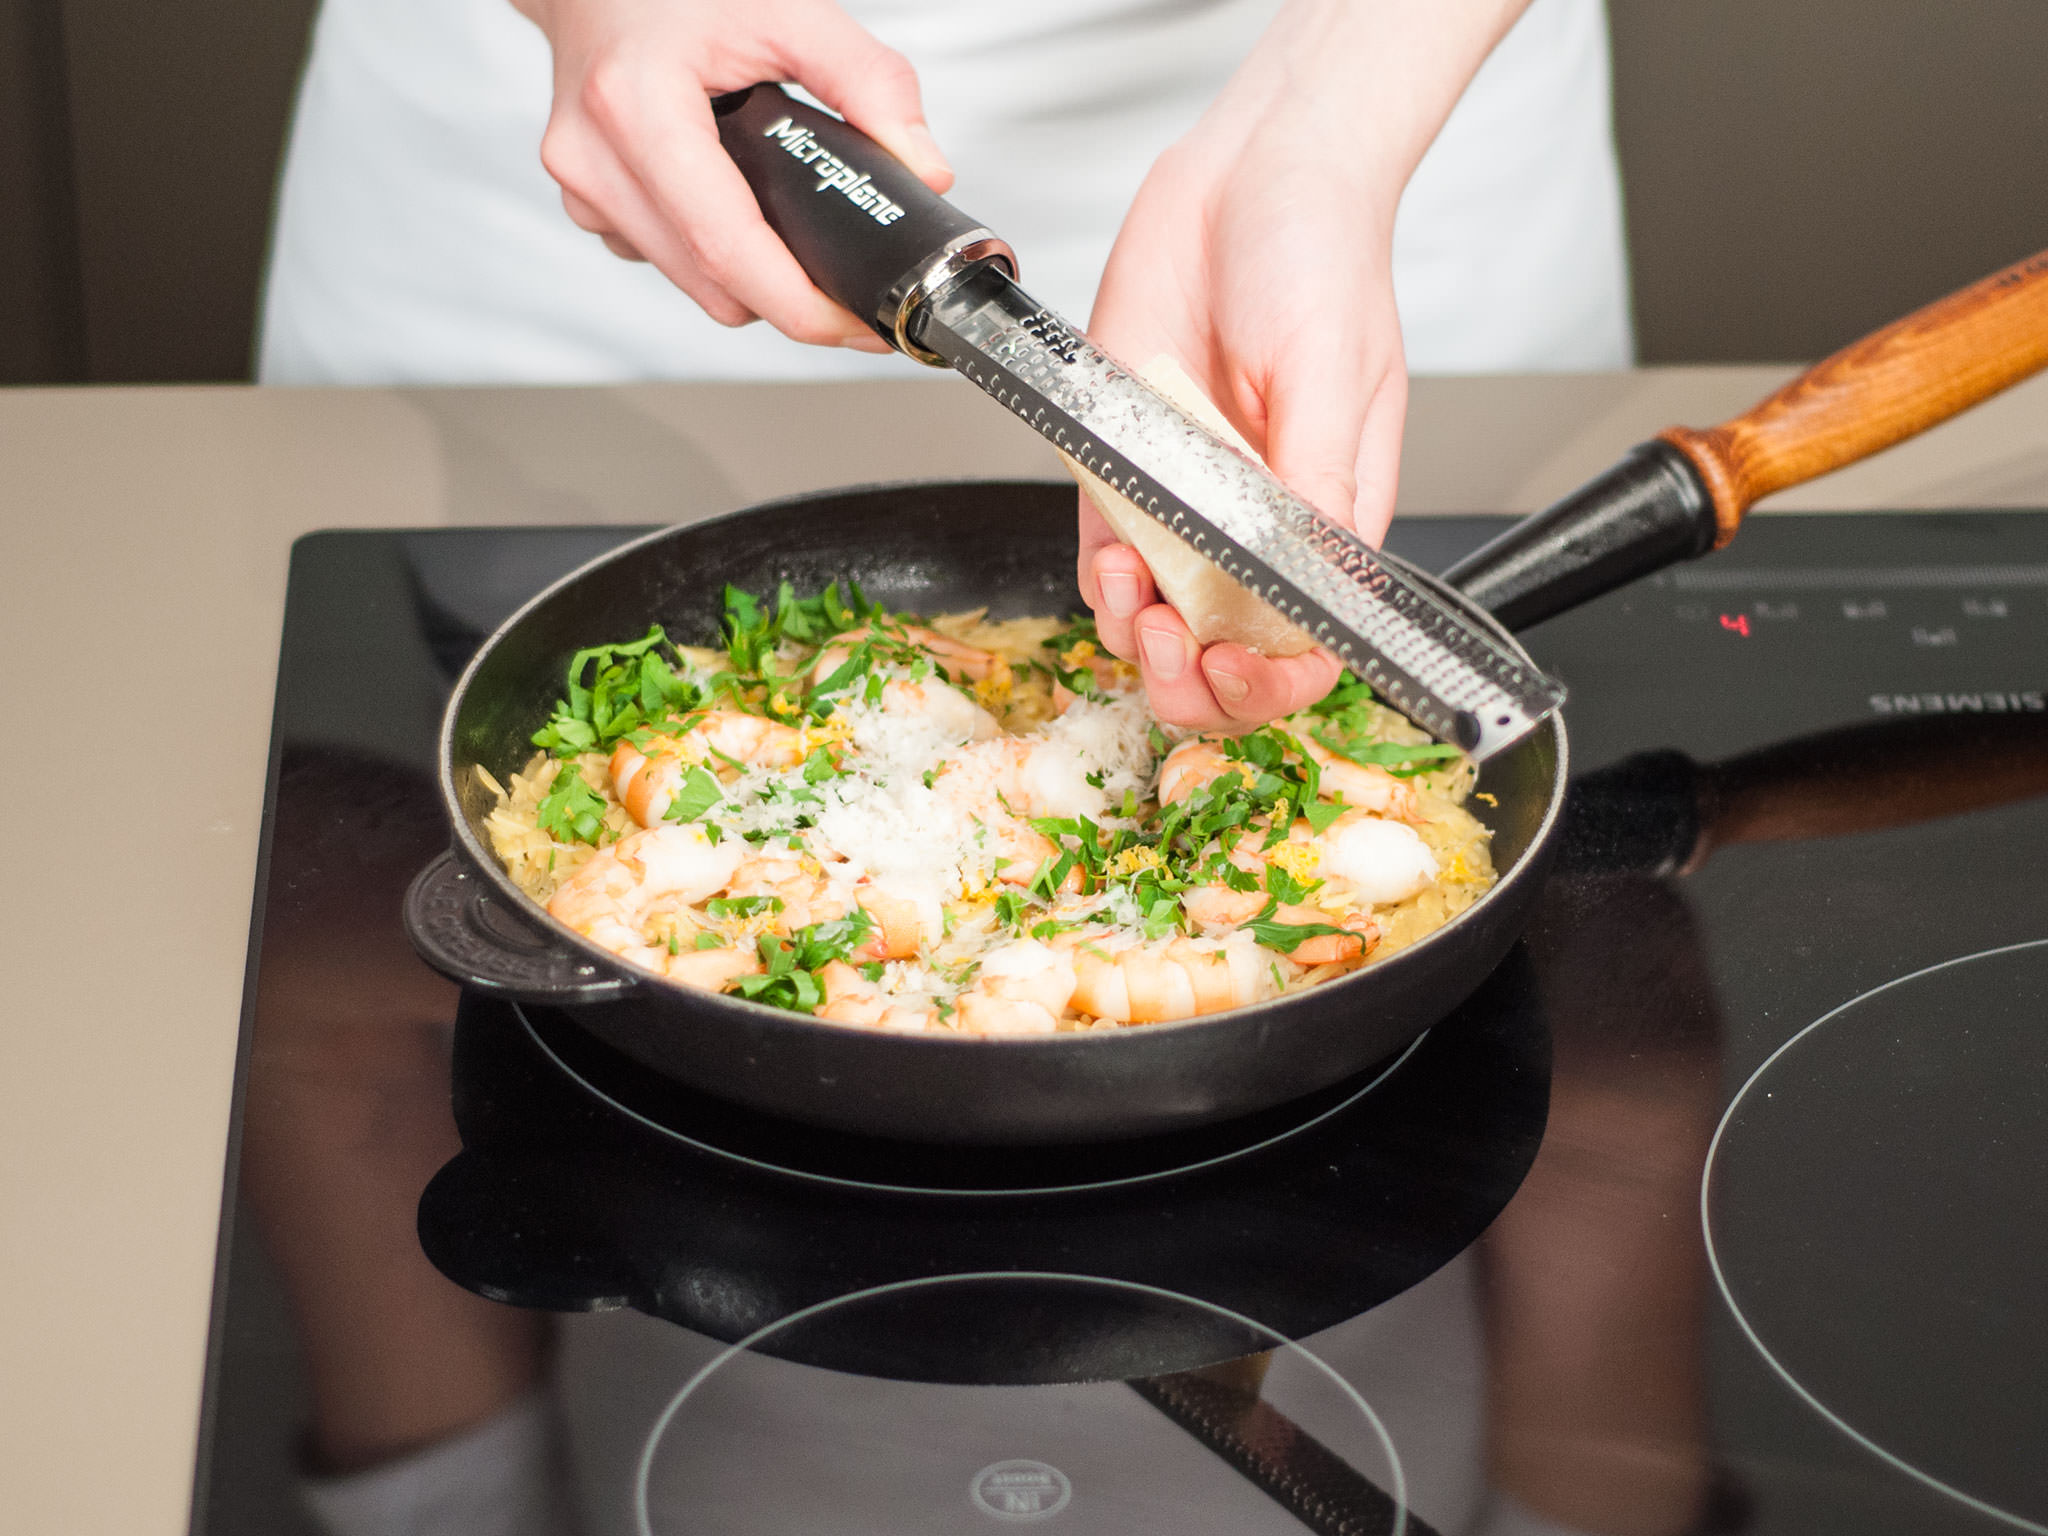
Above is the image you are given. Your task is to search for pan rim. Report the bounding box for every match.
[435,481,1569,1048]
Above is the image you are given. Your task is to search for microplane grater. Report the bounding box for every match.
[918,267,1566,759]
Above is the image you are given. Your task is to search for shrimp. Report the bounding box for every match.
[1159,732,1421,823]
[1157,737,1248,807]
[954,995,1061,1035]
[663,945,764,994]
[885,678,1001,742]
[939,734,1110,821]
[961,939,1077,1034]
[1050,643,1135,714]
[1182,800,1430,948]
[854,884,941,959]
[580,914,669,972]
[724,849,851,932]
[965,817,1062,888]
[933,735,1106,892]
[817,959,886,1025]
[810,627,1004,742]
[1181,886,1267,930]
[1300,739,1423,822]
[1180,885,1378,966]
[816,960,937,1031]
[1066,932,1273,1024]
[813,624,1008,685]
[548,822,744,943]
[976,939,1080,1017]
[609,742,682,828]
[610,711,808,827]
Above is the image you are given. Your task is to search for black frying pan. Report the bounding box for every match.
[404,481,1561,1143]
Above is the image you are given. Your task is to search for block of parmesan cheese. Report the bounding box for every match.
[1062,355,1317,658]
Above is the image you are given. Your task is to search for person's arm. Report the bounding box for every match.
[1083,0,1531,729]
[510,0,952,348]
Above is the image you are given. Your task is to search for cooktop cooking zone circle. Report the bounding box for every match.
[418,981,1549,1364]
[515,1000,1434,1197]
[1702,940,2048,1533]
[631,1273,1410,1536]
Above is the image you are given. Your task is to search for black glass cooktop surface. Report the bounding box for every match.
[196,506,2048,1536]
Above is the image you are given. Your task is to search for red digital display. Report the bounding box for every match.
[1719,613,1752,637]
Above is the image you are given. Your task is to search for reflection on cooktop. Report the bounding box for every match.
[196,513,2048,1536]
[1705,940,2048,1533]
[513,994,1481,1196]
[420,963,1550,1373]
[633,1275,1407,1536]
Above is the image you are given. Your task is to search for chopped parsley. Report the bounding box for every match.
[535,766,609,845]
[1043,616,1108,700]
[532,625,705,756]
[516,586,1471,1014]
[1262,863,1321,905]
[726,909,878,1013]
[1307,669,1464,777]
[705,895,784,921]
[992,889,1027,932]
[722,579,882,676]
[1242,899,1354,954]
[662,764,724,824]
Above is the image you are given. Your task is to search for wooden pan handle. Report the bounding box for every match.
[1659,247,2048,547]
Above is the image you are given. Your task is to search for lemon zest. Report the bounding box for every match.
[1267,841,1322,881]
[1108,845,1166,878]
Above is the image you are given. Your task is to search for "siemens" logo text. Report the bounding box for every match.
[1869,690,2045,714]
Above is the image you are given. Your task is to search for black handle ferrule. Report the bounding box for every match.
[1442,439,1717,630]
[712,84,1013,361]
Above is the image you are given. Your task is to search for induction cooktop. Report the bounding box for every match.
[193,505,2048,1536]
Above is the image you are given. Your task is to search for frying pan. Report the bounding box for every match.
[406,483,1560,1143]
[405,245,2048,1145]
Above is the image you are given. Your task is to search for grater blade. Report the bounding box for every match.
[915,264,1564,760]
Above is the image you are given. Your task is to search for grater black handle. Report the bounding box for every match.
[1450,245,2048,630]
[712,83,1014,362]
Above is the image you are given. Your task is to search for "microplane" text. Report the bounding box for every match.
[763,117,906,226]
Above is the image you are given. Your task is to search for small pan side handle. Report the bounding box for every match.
[404,851,636,1005]
[1663,246,2048,546]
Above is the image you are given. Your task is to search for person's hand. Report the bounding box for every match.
[1082,111,1396,730]
[1081,0,1528,730]
[516,0,953,348]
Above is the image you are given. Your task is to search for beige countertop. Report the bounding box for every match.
[3,366,2045,1534]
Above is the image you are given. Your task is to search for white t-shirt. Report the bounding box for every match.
[258,0,1631,385]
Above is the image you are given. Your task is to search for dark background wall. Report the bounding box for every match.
[0,0,87,381]
[3,0,2045,385]
[0,0,316,383]
[1609,0,2048,365]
